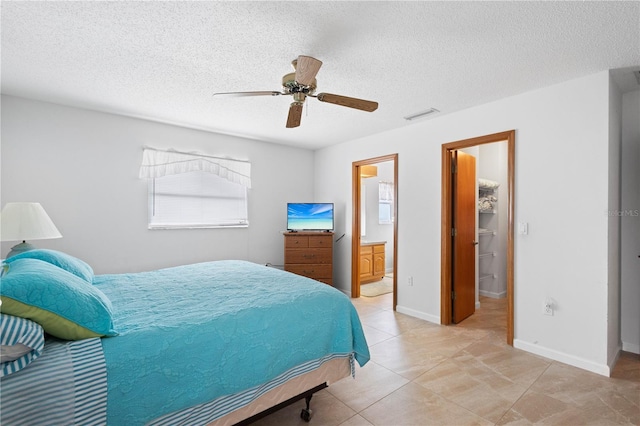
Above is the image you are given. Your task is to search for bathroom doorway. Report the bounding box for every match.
[351,154,398,310]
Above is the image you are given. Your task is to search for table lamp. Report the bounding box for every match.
[1,202,62,258]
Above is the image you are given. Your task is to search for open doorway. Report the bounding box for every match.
[351,154,398,310]
[441,131,515,345]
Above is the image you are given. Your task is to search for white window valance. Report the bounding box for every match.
[139,147,251,188]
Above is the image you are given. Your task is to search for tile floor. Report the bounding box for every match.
[254,294,639,426]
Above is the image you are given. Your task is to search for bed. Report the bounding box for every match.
[0,250,370,425]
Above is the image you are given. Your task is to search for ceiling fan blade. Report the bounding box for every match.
[213,91,283,97]
[315,93,378,112]
[295,55,322,87]
[286,103,304,128]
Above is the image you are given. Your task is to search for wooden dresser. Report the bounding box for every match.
[284,232,333,285]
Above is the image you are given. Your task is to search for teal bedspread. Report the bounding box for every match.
[95,260,369,425]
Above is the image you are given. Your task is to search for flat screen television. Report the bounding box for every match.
[287,202,334,231]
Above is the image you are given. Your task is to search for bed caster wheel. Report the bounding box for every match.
[300,408,312,422]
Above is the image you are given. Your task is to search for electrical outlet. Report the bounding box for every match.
[407,276,413,286]
[544,303,553,316]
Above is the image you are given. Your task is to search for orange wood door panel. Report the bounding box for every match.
[452,150,476,323]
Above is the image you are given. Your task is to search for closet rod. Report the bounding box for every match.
[479,252,497,258]
[479,274,497,281]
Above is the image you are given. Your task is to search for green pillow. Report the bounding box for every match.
[5,249,94,282]
[0,258,117,340]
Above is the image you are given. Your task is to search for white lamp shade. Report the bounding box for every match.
[1,202,62,242]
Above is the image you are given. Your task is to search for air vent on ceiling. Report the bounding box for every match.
[404,108,440,121]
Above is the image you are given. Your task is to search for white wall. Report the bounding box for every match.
[621,89,640,354]
[315,71,618,375]
[1,95,315,274]
[607,77,622,369]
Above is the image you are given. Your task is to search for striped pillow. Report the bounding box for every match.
[0,313,45,377]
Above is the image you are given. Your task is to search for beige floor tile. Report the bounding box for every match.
[255,293,639,426]
[338,414,375,426]
[465,346,551,387]
[360,382,493,426]
[508,390,570,423]
[400,321,466,343]
[414,357,528,423]
[368,334,450,380]
[361,324,395,347]
[359,309,427,337]
[327,361,410,412]
[528,362,640,424]
[612,351,640,382]
[495,409,533,426]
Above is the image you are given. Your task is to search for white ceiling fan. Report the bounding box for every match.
[213,55,378,128]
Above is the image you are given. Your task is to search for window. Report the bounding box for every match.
[149,171,248,229]
[378,181,394,224]
[140,147,251,229]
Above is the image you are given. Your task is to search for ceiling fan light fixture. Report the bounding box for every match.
[404,108,440,121]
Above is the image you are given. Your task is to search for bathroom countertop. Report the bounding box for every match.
[361,240,386,246]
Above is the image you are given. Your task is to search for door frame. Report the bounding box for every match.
[441,130,515,345]
[352,154,398,310]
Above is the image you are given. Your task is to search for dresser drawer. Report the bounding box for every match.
[283,232,334,286]
[285,248,332,264]
[309,235,332,248]
[285,264,332,279]
[284,235,309,248]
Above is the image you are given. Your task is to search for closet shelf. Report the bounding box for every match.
[479,229,496,236]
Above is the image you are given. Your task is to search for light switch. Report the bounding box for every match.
[518,222,528,235]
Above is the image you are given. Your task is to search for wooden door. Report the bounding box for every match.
[452,150,476,323]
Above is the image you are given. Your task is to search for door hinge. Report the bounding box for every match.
[451,162,457,173]
[451,291,456,300]
[451,228,457,237]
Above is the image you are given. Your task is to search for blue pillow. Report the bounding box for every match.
[0,313,45,377]
[0,258,117,340]
[5,249,94,283]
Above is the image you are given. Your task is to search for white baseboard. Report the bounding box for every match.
[514,339,611,377]
[622,341,640,354]
[396,305,440,325]
[382,305,623,378]
[479,289,507,299]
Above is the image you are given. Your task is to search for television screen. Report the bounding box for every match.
[287,203,334,231]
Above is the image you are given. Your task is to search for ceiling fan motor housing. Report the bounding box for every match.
[282,72,317,95]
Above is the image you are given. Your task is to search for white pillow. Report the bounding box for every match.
[0,313,45,377]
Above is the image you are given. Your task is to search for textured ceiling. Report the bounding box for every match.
[2,1,639,150]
